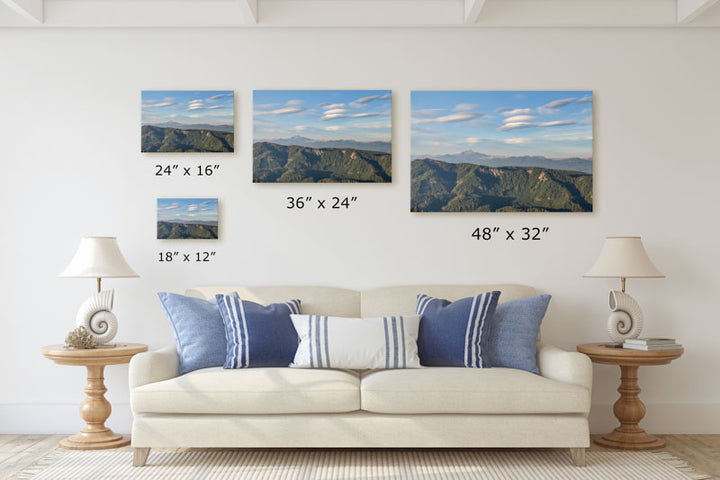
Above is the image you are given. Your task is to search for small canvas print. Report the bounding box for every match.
[142,91,234,153]
[253,90,392,183]
[411,91,593,212]
[157,198,219,240]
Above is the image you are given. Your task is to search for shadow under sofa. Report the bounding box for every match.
[129,284,592,467]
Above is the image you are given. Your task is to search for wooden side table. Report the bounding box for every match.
[577,342,683,450]
[41,343,148,450]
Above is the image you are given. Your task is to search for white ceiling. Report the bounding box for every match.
[1,0,719,27]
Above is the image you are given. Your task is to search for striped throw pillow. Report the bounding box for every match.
[289,314,421,369]
[216,295,301,368]
[416,291,500,368]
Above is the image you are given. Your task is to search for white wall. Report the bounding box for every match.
[1,27,719,435]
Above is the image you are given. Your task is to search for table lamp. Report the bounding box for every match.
[583,236,664,344]
[60,236,139,345]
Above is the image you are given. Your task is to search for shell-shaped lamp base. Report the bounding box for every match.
[76,290,118,344]
[606,290,644,344]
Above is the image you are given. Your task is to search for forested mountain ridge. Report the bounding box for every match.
[142,125,234,152]
[411,158,592,212]
[157,221,218,239]
[254,142,391,183]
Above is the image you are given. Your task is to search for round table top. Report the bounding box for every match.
[41,343,148,366]
[577,342,683,366]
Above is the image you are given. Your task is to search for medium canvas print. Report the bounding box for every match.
[411,91,593,212]
[157,198,219,239]
[253,90,391,183]
[142,91,234,152]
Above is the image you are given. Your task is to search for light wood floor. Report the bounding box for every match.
[1,434,718,479]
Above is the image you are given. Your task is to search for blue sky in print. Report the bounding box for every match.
[157,198,218,224]
[142,91,234,127]
[254,90,391,142]
[412,91,592,158]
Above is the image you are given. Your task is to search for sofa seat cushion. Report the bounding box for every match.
[360,367,590,414]
[132,367,360,414]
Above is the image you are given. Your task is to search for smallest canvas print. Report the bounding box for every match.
[157,198,219,240]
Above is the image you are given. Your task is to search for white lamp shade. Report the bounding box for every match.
[60,236,139,278]
[584,236,664,278]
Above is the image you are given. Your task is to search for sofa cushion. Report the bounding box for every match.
[360,367,590,414]
[132,367,360,414]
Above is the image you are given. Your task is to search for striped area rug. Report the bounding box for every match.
[13,449,710,480]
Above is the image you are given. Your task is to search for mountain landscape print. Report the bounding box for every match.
[254,90,391,183]
[157,198,219,240]
[411,91,593,212]
[142,91,234,152]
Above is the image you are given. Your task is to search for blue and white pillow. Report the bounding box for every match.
[216,295,301,368]
[416,291,501,368]
[290,314,421,369]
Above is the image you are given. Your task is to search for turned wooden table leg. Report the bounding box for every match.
[60,365,130,450]
[594,365,665,450]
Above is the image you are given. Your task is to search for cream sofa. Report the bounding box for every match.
[129,285,592,467]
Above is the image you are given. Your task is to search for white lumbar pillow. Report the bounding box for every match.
[290,314,422,369]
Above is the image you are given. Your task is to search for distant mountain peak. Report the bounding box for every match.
[256,137,391,154]
[145,122,234,133]
[411,150,592,174]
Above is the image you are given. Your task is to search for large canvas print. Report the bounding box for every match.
[157,198,219,239]
[142,91,234,152]
[411,91,593,212]
[253,90,391,183]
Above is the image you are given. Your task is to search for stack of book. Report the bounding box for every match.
[623,338,682,350]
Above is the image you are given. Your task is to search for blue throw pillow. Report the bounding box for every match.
[216,295,301,368]
[416,291,500,367]
[157,292,229,375]
[486,295,551,374]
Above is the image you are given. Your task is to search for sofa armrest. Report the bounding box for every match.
[536,343,593,392]
[129,345,179,390]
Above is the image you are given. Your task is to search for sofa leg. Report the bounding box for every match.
[133,447,150,467]
[569,448,586,466]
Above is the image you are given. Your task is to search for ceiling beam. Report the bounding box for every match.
[1,0,717,28]
[258,0,461,26]
[464,0,487,24]
[476,0,676,26]
[677,0,720,23]
[26,0,261,27]
[238,0,257,24]
[1,0,43,24]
